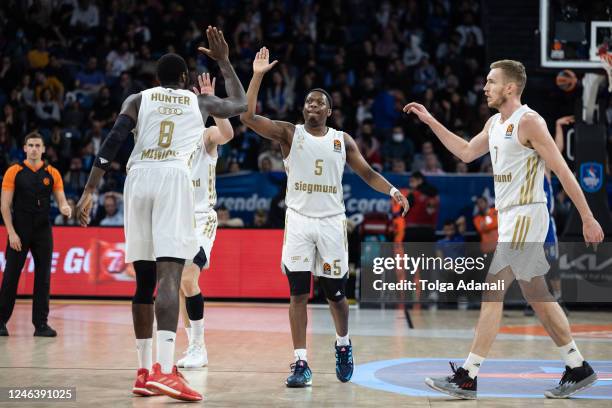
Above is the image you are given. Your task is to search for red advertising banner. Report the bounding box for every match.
[0,227,290,298]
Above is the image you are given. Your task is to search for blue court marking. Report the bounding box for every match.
[351,358,612,399]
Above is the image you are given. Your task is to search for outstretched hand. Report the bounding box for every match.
[193,72,216,96]
[253,46,278,75]
[403,102,435,125]
[198,26,229,61]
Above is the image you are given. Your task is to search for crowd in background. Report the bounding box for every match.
[0,0,584,229]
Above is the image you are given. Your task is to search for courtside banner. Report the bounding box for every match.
[0,227,289,298]
[360,242,612,304]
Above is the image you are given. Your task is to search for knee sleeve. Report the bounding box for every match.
[286,267,311,296]
[185,293,204,320]
[133,261,156,304]
[319,274,348,302]
[192,248,207,270]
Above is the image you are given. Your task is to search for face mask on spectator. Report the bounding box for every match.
[392,132,404,142]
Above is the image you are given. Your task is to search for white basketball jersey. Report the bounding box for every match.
[127,86,204,171]
[192,133,217,214]
[488,105,546,210]
[285,125,346,218]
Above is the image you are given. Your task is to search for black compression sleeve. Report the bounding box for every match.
[94,114,136,171]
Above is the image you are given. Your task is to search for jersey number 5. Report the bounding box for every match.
[314,159,323,175]
[158,120,175,148]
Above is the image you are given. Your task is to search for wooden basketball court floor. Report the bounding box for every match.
[1,300,611,407]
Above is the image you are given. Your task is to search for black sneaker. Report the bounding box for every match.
[544,361,598,398]
[524,304,535,316]
[335,341,354,383]
[0,322,7,336]
[425,362,477,399]
[285,360,312,388]
[33,324,57,337]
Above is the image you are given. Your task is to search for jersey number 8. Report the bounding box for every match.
[158,120,175,148]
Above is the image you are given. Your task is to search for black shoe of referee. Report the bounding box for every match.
[34,324,57,337]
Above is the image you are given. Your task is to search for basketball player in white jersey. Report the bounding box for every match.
[76,27,247,401]
[241,48,409,388]
[175,73,233,368]
[404,60,603,399]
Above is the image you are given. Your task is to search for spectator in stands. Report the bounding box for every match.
[89,86,116,129]
[252,209,270,228]
[74,57,106,98]
[63,157,88,196]
[422,152,445,174]
[2,104,23,143]
[106,41,135,80]
[27,38,49,70]
[383,125,415,171]
[99,193,123,226]
[70,0,100,32]
[473,196,498,254]
[35,88,61,128]
[34,71,64,103]
[217,205,245,228]
[265,68,294,120]
[404,171,439,242]
[257,142,284,171]
[0,0,498,208]
[356,120,383,171]
[412,140,434,171]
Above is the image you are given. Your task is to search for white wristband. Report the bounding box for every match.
[390,187,399,197]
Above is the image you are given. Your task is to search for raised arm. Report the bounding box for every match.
[521,113,603,245]
[239,47,294,153]
[403,102,491,163]
[196,26,247,119]
[75,93,140,226]
[192,73,235,152]
[344,133,409,216]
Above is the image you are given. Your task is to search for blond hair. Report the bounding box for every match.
[490,59,527,95]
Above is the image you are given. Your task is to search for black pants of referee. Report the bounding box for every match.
[0,214,53,327]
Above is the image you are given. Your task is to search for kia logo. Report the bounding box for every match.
[158,107,183,115]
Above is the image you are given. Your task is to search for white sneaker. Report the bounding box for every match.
[177,344,196,368]
[182,343,208,368]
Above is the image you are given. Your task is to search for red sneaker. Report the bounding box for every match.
[132,368,161,396]
[145,363,203,401]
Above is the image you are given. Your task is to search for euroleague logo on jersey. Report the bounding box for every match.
[333,139,342,152]
[158,106,183,115]
[505,124,514,138]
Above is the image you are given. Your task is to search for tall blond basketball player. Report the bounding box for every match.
[241,48,409,388]
[76,27,246,402]
[177,73,234,369]
[404,60,604,399]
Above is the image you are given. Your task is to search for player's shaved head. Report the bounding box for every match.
[156,53,188,86]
